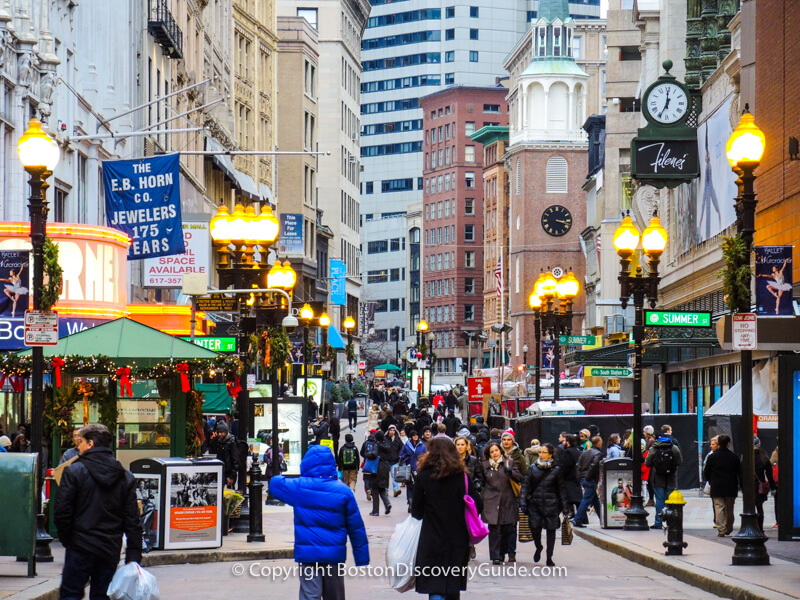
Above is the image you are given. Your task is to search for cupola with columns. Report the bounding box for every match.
[511,0,589,146]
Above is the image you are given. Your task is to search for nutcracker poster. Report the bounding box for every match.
[755,246,793,316]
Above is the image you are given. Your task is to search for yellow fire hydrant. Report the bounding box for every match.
[662,489,688,555]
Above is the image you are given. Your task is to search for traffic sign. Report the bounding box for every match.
[645,310,712,328]
[358,360,366,370]
[468,376,491,402]
[627,353,636,369]
[559,334,596,345]
[732,313,757,350]
[196,297,238,312]
[346,364,357,375]
[525,365,536,373]
[179,336,237,352]
[587,366,633,378]
[24,310,59,346]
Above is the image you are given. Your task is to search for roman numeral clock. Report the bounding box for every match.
[631,60,700,188]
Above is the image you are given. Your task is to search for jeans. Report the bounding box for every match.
[59,547,119,600]
[653,486,674,527]
[348,412,357,430]
[430,594,460,600]
[299,563,345,600]
[573,478,600,525]
[390,463,401,493]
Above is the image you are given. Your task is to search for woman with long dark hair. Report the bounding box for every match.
[519,443,568,566]
[481,441,522,565]
[412,438,482,600]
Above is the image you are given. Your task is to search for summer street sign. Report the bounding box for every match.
[645,310,711,328]
[559,335,596,345]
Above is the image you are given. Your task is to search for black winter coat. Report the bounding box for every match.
[386,434,403,463]
[443,415,461,438]
[520,461,568,530]
[371,439,392,488]
[557,445,583,504]
[463,454,485,491]
[577,447,602,481]
[213,433,241,481]
[54,447,142,563]
[704,446,741,498]
[755,449,776,499]
[412,468,482,596]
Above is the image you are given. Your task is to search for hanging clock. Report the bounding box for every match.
[641,61,692,127]
[541,205,572,237]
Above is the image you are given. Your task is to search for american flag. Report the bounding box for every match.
[494,260,503,296]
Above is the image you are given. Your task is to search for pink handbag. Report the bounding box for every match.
[464,472,489,545]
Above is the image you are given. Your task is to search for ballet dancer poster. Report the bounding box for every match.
[0,250,30,319]
[754,246,793,317]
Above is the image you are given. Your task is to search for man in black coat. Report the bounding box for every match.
[346,396,359,430]
[211,421,241,488]
[445,390,458,412]
[556,433,582,514]
[369,431,392,516]
[703,433,741,536]
[443,408,461,438]
[310,416,330,445]
[55,424,142,599]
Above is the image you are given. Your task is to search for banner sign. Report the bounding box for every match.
[754,246,793,316]
[330,259,346,306]
[0,250,29,320]
[278,214,304,257]
[103,153,184,260]
[143,221,210,287]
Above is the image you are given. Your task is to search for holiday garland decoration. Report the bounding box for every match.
[93,381,116,435]
[44,383,80,440]
[262,328,290,376]
[185,389,205,457]
[41,236,63,312]
[346,342,355,363]
[320,343,335,363]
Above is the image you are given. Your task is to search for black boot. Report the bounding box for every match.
[546,555,555,567]
[534,546,542,563]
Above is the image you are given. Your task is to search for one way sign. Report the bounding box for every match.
[468,376,492,403]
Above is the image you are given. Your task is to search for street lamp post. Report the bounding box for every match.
[529,293,543,403]
[343,316,355,385]
[725,107,769,565]
[416,320,429,393]
[613,212,667,531]
[319,313,330,417]
[300,303,315,413]
[18,118,60,562]
[427,331,435,388]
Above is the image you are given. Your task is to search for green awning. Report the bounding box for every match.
[18,317,220,367]
[373,363,402,372]
[196,383,232,414]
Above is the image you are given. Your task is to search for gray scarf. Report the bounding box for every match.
[536,457,554,470]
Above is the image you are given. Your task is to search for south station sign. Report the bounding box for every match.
[645,310,712,328]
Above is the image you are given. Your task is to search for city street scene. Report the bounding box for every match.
[0,0,799,599]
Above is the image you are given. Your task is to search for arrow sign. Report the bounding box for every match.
[587,367,633,378]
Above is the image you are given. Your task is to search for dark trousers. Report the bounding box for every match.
[59,547,118,600]
[299,563,345,600]
[507,521,517,557]
[406,480,414,505]
[533,527,557,559]
[371,481,391,513]
[348,412,357,430]
[488,523,515,561]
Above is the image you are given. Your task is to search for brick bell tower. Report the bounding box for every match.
[506,0,589,369]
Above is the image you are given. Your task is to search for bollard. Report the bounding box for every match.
[247,455,266,543]
[662,489,688,556]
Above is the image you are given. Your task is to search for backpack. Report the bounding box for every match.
[652,443,678,476]
[364,440,378,460]
[341,445,358,468]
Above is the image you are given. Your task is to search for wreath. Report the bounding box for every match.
[346,342,356,363]
[263,328,290,375]
[44,383,79,440]
[320,343,335,363]
[41,236,63,312]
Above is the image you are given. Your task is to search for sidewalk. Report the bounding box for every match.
[1,505,296,600]
[574,493,799,600]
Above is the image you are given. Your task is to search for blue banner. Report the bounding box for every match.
[278,213,304,256]
[103,153,184,260]
[330,259,346,306]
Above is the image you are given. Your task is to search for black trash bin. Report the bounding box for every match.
[600,457,634,529]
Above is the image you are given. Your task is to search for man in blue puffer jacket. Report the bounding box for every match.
[270,444,370,600]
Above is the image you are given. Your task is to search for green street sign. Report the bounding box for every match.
[179,336,237,352]
[559,335,596,345]
[645,311,711,328]
[525,365,536,373]
[587,367,633,378]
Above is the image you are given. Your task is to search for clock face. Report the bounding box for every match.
[541,205,572,237]
[646,82,689,124]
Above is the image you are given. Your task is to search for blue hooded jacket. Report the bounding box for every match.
[269,444,370,566]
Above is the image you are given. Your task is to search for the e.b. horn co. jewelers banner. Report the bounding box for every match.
[755,246,793,317]
[103,153,184,260]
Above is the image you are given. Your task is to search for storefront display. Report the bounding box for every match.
[251,388,308,476]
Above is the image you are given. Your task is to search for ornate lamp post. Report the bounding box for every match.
[319,312,330,417]
[343,316,355,385]
[725,107,769,565]
[528,292,543,403]
[427,331,435,387]
[613,212,667,531]
[300,303,315,410]
[18,118,60,562]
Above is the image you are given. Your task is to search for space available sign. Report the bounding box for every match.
[103,153,184,260]
[143,222,210,287]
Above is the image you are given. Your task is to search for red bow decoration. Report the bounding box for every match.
[52,357,66,387]
[0,373,6,389]
[177,362,191,392]
[10,375,24,393]
[226,377,242,400]
[116,366,132,397]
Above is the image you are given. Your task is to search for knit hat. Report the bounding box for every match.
[643,425,654,435]
[0,435,10,448]
[501,429,515,440]
[388,424,397,432]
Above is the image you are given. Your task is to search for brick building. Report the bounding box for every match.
[420,86,509,375]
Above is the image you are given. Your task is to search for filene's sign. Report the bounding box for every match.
[632,139,699,178]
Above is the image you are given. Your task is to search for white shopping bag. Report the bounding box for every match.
[107,562,160,600]
[385,516,422,593]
